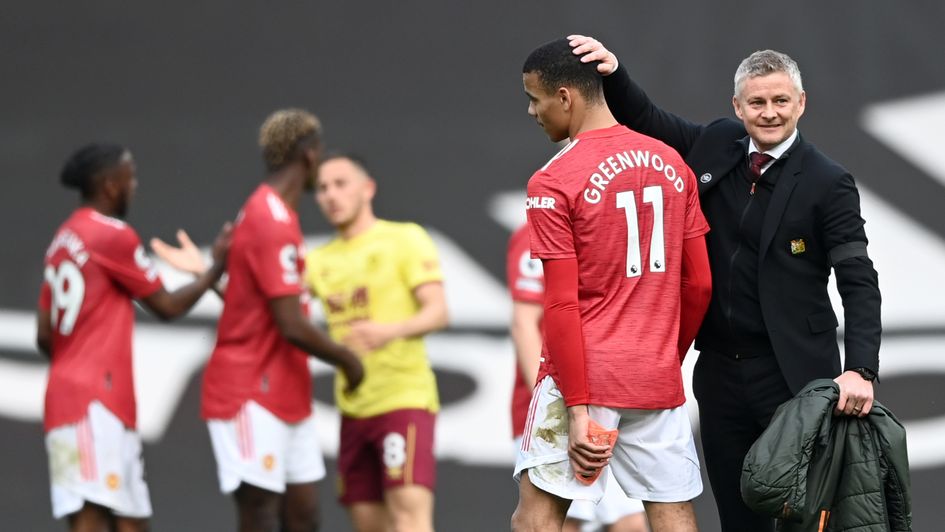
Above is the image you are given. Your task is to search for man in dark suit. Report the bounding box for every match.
[569,35,882,531]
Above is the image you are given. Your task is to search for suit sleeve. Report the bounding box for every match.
[602,64,705,158]
[820,172,881,373]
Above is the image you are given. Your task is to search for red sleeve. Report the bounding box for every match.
[542,257,588,406]
[507,226,544,304]
[96,226,163,299]
[678,235,712,362]
[526,172,575,260]
[246,220,303,299]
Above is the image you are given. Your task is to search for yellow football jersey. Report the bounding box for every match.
[305,220,442,418]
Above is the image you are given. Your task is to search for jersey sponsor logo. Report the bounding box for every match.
[134,245,159,282]
[279,244,299,285]
[525,196,556,210]
[324,286,369,317]
[515,249,543,293]
[583,150,685,204]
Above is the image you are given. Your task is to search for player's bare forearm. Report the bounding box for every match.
[511,301,543,386]
[269,295,364,390]
[678,236,712,361]
[149,224,231,301]
[141,260,225,321]
[36,308,52,358]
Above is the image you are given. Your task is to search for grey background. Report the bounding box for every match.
[2,1,943,530]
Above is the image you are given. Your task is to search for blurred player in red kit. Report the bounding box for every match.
[153,109,365,532]
[37,143,231,531]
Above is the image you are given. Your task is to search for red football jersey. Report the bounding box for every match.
[526,125,709,409]
[202,184,312,423]
[506,224,544,438]
[39,208,163,432]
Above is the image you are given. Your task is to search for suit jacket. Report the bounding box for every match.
[602,65,882,393]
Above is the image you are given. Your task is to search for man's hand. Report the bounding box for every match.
[568,34,619,75]
[150,229,209,275]
[834,370,875,417]
[567,405,611,479]
[342,357,365,392]
[343,320,401,354]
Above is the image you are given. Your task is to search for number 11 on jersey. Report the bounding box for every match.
[616,186,665,278]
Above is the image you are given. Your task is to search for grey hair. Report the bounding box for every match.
[733,50,803,97]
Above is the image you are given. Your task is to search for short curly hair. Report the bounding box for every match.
[259,109,322,172]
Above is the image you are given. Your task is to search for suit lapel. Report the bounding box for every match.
[697,138,745,195]
[759,141,806,262]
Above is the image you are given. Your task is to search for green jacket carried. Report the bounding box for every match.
[741,379,911,531]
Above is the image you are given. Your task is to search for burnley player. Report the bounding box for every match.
[37,143,231,531]
[507,223,648,532]
[305,154,447,532]
[200,110,364,532]
[511,40,713,532]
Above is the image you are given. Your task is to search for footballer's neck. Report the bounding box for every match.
[569,102,619,140]
[265,169,306,211]
[84,197,121,219]
[338,209,377,240]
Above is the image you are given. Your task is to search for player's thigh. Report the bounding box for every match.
[234,482,282,529]
[67,502,110,532]
[113,516,150,532]
[348,502,387,532]
[384,485,433,521]
[511,470,571,532]
[609,405,702,504]
[641,500,697,531]
[282,481,320,532]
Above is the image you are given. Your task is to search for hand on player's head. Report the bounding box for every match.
[568,34,618,75]
[150,229,207,275]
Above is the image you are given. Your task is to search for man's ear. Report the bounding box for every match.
[558,87,573,111]
[732,95,744,120]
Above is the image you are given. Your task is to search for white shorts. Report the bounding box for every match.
[513,437,644,524]
[46,401,152,519]
[207,401,326,494]
[514,376,702,504]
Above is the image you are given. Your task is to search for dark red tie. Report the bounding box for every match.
[749,152,774,178]
[748,152,775,195]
